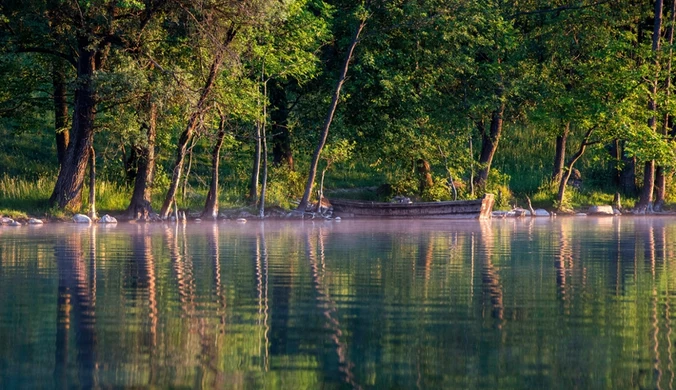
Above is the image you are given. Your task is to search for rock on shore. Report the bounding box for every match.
[73,214,92,224]
[98,214,117,224]
[588,205,614,215]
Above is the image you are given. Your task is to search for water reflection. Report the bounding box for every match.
[3,218,676,388]
[53,227,98,389]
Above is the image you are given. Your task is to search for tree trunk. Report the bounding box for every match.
[258,117,268,218]
[53,62,69,168]
[161,118,197,218]
[655,0,676,210]
[297,18,366,211]
[270,80,293,169]
[609,139,621,188]
[124,147,139,184]
[654,166,666,211]
[88,146,96,219]
[416,158,433,196]
[556,127,595,211]
[160,31,234,219]
[637,0,663,211]
[203,114,226,220]
[49,39,97,212]
[181,141,195,203]
[620,152,637,195]
[249,121,261,204]
[552,122,569,182]
[475,103,506,188]
[259,78,269,219]
[125,101,157,219]
[637,160,656,212]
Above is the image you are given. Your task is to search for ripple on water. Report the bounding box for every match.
[0,219,674,388]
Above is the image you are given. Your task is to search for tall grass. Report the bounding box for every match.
[81,181,133,212]
[0,175,54,217]
[0,175,134,217]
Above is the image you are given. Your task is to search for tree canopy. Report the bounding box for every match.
[1,0,676,215]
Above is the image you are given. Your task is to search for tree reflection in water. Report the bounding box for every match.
[306,225,361,389]
[2,219,676,388]
[53,226,97,388]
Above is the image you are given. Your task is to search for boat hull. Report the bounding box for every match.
[329,194,494,219]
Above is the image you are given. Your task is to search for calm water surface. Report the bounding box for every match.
[0,217,675,389]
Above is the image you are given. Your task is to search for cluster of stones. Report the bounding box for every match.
[492,208,552,218]
[1,216,43,226]
[72,214,118,224]
[492,205,621,218]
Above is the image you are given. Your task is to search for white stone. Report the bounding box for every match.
[98,214,117,224]
[613,208,622,215]
[28,218,43,224]
[575,213,587,217]
[334,216,341,221]
[534,209,550,217]
[194,218,202,223]
[73,214,92,224]
[9,220,21,226]
[236,218,247,223]
[1,217,13,224]
[588,205,614,215]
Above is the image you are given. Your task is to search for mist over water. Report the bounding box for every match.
[0,217,675,389]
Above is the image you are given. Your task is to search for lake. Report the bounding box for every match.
[0,217,674,389]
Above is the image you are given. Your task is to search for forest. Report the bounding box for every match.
[0,0,674,219]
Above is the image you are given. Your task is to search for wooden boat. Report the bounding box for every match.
[329,194,494,219]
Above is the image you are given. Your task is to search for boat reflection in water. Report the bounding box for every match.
[0,217,675,388]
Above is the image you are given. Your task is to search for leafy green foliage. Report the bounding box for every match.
[1,0,676,215]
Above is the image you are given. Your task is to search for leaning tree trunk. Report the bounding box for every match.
[203,114,226,220]
[474,103,506,188]
[160,30,234,219]
[160,113,198,219]
[297,18,366,211]
[552,122,569,182]
[655,0,676,211]
[125,101,157,219]
[637,0,663,212]
[49,39,97,212]
[556,127,595,211]
[53,61,69,168]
